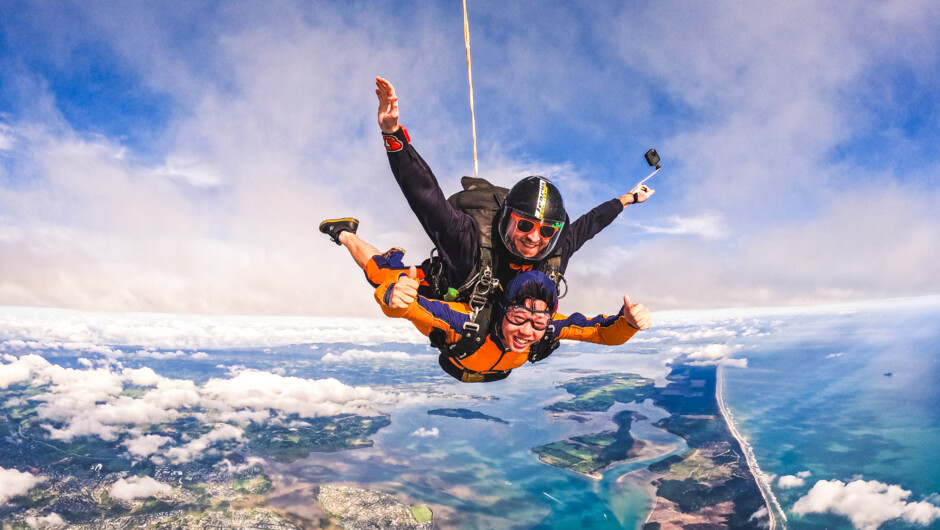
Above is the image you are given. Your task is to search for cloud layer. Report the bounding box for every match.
[0,2,938,315]
[0,352,405,463]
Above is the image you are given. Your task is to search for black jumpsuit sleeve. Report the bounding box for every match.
[558,198,625,271]
[383,128,479,282]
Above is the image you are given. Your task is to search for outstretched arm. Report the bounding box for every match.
[375,77,479,282]
[553,295,651,345]
[558,186,656,271]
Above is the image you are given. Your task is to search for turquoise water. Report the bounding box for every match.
[273,372,688,529]
[721,297,940,529]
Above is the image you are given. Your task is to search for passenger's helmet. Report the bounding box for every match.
[502,270,559,313]
[498,176,567,261]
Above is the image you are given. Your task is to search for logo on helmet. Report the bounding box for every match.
[535,180,548,218]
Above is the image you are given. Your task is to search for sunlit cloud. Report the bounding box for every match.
[669,343,747,368]
[0,308,425,349]
[24,512,66,529]
[412,427,440,438]
[321,349,423,363]
[0,466,45,504]
[165,424,243,464]
[109,476,173,502]
[640,212,729,240]
[123,434,173,459]
[778,472,809,488]
[792,479,940,530]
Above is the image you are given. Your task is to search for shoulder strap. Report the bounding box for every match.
[429,302,494,360]
[527,325,560,363]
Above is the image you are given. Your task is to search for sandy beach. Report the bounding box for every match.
[716,365,784,528]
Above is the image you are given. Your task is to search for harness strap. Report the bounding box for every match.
[528,324,560,363]
[438,353,511,383]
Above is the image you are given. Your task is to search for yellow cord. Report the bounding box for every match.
[463,0,479,179]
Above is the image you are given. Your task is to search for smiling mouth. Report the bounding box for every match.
[511,336,532,350]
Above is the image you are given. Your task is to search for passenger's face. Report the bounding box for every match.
[500,298,550,353]
[506,214,552,259]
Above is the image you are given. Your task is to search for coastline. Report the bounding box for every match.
[716,365,785,528]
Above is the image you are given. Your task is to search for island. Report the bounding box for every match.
[427,408,509,424]
[533,409,643,477]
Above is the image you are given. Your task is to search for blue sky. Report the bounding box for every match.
[0,1,938,317]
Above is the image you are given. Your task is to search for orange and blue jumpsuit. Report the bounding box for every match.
[371,250,640,382]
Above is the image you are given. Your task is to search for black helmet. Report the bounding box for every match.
[498,176,566,261]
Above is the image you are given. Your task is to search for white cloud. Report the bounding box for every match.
[792,479,940,530]
[778,474,806,488]
[121,366,164,386]
[0,125,14,151]
[134,349,186,359]
[0,466,44,504]
[748,506,768,522]
[0,308,425,349]
[669,343,747,367]
[0,354,50,388]
[322,349,413,363]
[412,427,439,438]
[25,512,66,529]
[109,476,173,502]
[641,212,729,240]
[123,434,172,459]
[164,424,243,464]
[202,370,395,417]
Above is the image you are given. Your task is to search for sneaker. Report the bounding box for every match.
[319,217,359,245]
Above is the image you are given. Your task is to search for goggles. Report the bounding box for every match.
[503,303,553,331]
[510,211,562,239]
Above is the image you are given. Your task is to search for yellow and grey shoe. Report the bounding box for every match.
[319,217,359,245]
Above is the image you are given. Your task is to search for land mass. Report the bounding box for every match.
[0,383,406,529]
[533,409,643,477]
[427,408,508,424]
[534,366,770,528]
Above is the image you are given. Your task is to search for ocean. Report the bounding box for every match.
[720,296,940,529]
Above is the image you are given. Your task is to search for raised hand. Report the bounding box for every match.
[389,266,419,309]
[619,185,655,207]
[375,76,400,134]
[623,295,651,330]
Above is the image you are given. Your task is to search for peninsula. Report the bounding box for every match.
[533,364,772,528]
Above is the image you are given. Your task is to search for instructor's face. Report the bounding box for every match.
[506,216,551,259]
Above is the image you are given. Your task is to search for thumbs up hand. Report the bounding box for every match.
[389,266,419,309]
[623,295,651,330]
